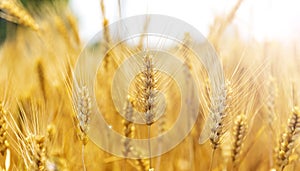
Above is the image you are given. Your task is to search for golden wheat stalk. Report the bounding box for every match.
[134,53,159,170]
[275,107,300,171]
[266,75,277,168]
[0,0,39,30]
[199,80,231,171]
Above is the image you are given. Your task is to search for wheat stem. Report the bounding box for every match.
[82,144,86,171]
[148,125,152,169]
[209,149,216,171]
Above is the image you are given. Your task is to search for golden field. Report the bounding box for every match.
[0,0,300,170]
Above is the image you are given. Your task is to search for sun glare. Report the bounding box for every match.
[71,0,300,42]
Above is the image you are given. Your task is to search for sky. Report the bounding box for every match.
[70,0,300,42]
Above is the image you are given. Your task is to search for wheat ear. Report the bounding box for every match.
[136,54,157,126]
[75,85,91,171]
[23,134,48,171]
[34,136,47,171]
[0,103,9,156]
[36,59,47,101]
[76,85,91,144]
[0,0,39,30]
[231,114,247,170]
[122,96,135,158]
[0,103,10,171]
[209,81,231,170]
[122,97,135,171]
[266,76,277,168]
[209,81,231,148]
[132,150,150,171]
[275,107,300,171]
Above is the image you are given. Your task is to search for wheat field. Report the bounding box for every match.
[0,0,300,171]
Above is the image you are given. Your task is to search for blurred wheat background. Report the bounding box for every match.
[0,0,300,171]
